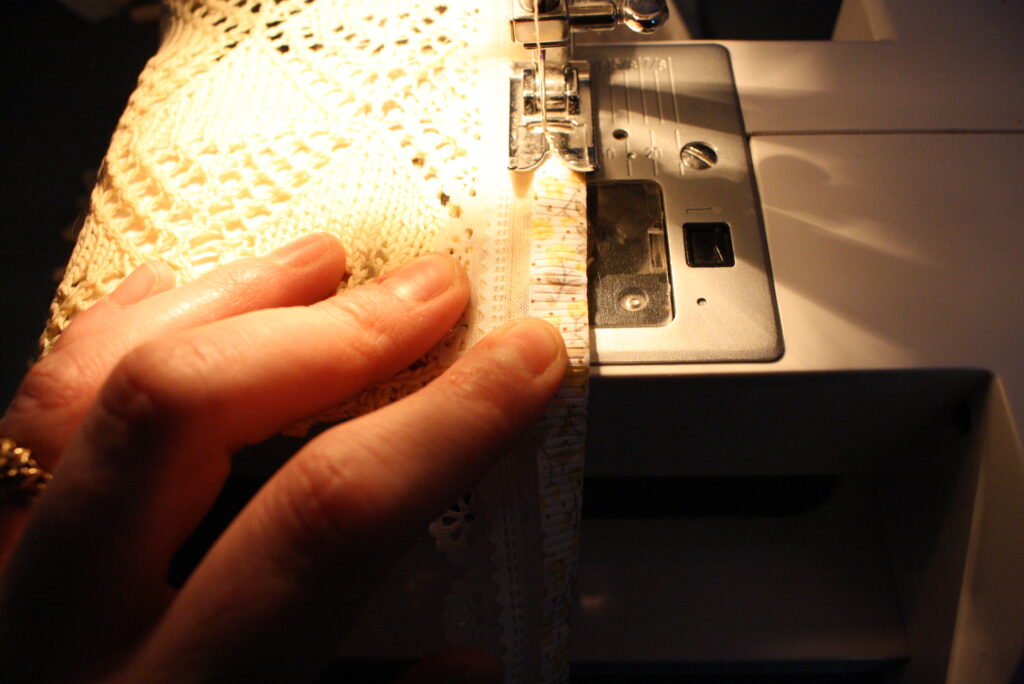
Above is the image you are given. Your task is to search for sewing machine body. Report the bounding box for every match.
[553,1,1024,681]
[335,3,1024,680]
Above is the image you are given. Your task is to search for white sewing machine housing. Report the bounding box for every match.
[572,2,1024,682]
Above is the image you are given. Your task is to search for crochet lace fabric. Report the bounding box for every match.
[43,1,589,681]
[44,0,507,394]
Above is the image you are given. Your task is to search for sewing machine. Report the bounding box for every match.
[509,1,1024,681]
[317,2,1023,680]
[510,0,782,364]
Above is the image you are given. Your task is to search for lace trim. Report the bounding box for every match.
[431,161,589,683]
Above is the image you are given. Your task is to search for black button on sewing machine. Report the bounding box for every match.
[684,222,735,267]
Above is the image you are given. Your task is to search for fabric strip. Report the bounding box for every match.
[527,160,589,682]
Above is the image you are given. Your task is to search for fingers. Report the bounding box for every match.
[49,260,178,349]
[0,262,175,568]
[131,319,566,682]
[66,253,470,555]
[1,233,346,469]
[0,235,346,574]
[0,254,471,675]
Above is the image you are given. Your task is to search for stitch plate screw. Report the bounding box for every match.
[680,142,717,170]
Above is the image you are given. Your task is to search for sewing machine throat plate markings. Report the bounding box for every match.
[581,44,782,364]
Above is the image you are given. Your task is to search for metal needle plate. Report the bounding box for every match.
[581,44,783,364]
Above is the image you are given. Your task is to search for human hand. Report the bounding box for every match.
[0,234,567,683]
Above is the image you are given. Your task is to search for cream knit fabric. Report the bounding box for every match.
[44,0,509,416]
[44,2,589,681]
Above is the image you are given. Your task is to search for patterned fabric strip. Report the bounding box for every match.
[528,160,589,682]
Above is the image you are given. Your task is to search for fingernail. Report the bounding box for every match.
[378,254,456,302]
[491,319,564,376]
[270,233,330,267]
[109,263,159,306]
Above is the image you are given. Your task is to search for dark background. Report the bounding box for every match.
[2,1,160,402]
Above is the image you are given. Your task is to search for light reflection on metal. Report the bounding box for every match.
[508,0,668,172]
